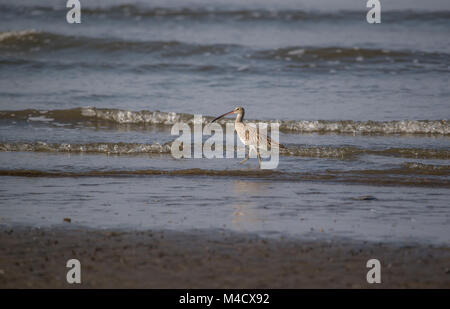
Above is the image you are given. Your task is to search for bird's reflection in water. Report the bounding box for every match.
[232,180,269,194]
[231,180,269,230]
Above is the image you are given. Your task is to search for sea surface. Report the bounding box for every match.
[0,0,449,244]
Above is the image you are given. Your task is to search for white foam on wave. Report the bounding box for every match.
[279,119,449,135]
[0,141,172,154]
[0,29,39,42]
[80,107,195,125]
[28,116,54,122]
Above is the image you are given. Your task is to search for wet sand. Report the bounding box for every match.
[0,226,449,288]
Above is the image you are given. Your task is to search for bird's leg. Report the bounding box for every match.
[257,149,262,168]
[240,154,250,164]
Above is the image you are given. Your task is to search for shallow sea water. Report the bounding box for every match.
[0,0,449,244]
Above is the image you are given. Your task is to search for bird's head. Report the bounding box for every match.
[211,107,244,123]
[233,107,244,114]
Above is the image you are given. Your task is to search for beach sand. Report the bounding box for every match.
[0,226,449,288]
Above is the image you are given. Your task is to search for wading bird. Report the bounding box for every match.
[211,107,284,168]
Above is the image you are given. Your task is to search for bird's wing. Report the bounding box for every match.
[243,124,285,149]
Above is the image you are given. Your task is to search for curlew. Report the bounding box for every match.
[211,107,284,168]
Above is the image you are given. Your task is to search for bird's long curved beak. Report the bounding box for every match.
[211,110,234,123]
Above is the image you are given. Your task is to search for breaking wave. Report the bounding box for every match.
[281,146,450,160]
[278,119,449,135]
[0,142,171,155]
[0,30,231,56]
[1,141,448,160]
[1,108,448,135]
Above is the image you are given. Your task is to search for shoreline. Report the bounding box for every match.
[0,226,449,288]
